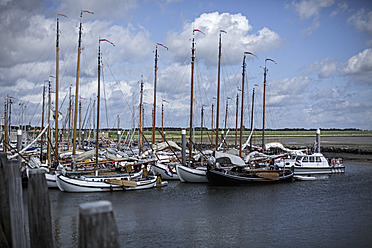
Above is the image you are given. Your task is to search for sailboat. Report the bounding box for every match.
[207,57,295,185]
[176,28,210,183]
[146,43,181,180]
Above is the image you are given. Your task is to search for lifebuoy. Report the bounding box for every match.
[331,159,336,166]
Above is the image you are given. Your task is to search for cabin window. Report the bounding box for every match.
[302,157,308,162]
[316,157,321,162]
[309,157,315,163]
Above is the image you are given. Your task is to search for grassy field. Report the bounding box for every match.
[103,129,372,142]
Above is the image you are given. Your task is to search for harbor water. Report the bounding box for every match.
[24,161,372,247]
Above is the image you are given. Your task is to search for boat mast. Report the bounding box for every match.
[3,98,9,153]
[262,57,276,153]
[39,88,45,160]
[250,87,255,149]
[189,30,195,155]
[224,97,230,137]
[96,41,101,168]
[239,55,246,157]
[72,11,83,156]
[55,14,66,160]
[201,105,205,147]
[47,79,52,166]
[139,77,143,155]
[96,38,114,167]
[215,30,225,149]
[235,93,239,149]
[152,43,167,146]
[239,52,256,157]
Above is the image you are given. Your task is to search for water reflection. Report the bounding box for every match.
[44,162,372,247]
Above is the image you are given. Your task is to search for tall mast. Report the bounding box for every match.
[215,30,224,149]
[96,38,114,167]
[40,88,45,160]
[235,93,239,149]
[250,87,255,150]
[201,105,205,147]
[72,11,83,156]
[189,30,195,155]
[96,41,101,168]
[4,98,8,153]
[239,55,246,157]
[55,14,66,159]
[262,57,276,153]
[239,52,256,157]
[152,43,167,146]
[47,80,52,166]
[152,45,158,146]
[224,98,230,137]
[262,62,266,153]
[139,78,143,155]
[55,15,60,156]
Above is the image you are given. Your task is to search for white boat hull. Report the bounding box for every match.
[151,162,179,180]
[56,174,156,193]
[176,165,208,183]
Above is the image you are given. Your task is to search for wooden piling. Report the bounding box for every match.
[79,200,120,248]
[0,153,10,247]
[0,154,27,248]
[28,168,54,248]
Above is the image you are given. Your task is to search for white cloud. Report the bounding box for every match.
[267,76,311,107]
[309,57,338,79]
[290,0,335,36]
[166,12,282,67]
[291,0,334,20]
[347,9,372,37]
[344,48,372,75]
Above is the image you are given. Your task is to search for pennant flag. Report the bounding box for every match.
[80,96,86,100]
[237,88,242,92]
[220,30,227,34]
[49,75,56,78]
[82,10,94,14]
[227,97,232,100]
[156,43,168,50]
[254,84,259,87]
[193,29,205,35]
[143,102,149,105]
[265,58,277,64]
[244,52,257,57]
[162,99,169,103]
[58,13,68,18]
[99,38,115,47]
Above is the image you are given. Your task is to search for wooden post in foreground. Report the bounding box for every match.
[0,153,10,248]
[28,169,54,248]
[0,154,27,248]
[79,200,120,248]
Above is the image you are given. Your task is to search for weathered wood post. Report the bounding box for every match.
[0,154,27,248]
[79,200,120,248]
[28,168,54,248]
[0,153,10,247]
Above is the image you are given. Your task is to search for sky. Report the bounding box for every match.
[1,0,372,131]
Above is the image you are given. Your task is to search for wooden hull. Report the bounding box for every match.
[207,167,294,186]
[176,165,208,183]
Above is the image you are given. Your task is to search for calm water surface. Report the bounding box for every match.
[28,161,372,248]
